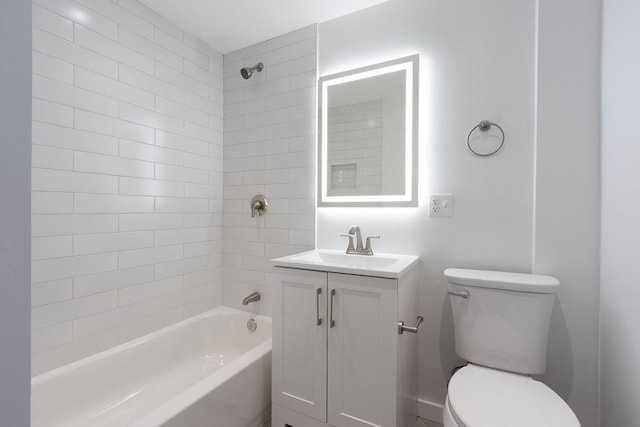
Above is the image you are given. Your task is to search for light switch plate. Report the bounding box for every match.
[428,194,453,217]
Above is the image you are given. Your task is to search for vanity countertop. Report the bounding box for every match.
[272,249,420,279]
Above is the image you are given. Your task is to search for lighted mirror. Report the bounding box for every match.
[318,55,419,207]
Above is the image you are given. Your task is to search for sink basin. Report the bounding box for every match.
[293,251,399,268]
[272,249,419,278]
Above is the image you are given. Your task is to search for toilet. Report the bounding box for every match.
[443,268,581,427]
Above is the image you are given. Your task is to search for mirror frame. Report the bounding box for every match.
[317,54,419,207]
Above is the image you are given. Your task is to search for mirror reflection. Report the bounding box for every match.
[318,55,418,207]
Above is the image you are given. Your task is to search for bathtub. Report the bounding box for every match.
[31,307,272,427]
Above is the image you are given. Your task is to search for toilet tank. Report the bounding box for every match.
[444,268,560,375]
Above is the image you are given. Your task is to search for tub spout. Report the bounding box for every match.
[242,292,261,305]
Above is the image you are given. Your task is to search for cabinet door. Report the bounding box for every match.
[327,273,397,427]
[272,267,328,422]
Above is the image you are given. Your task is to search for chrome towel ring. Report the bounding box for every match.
[467,120,505,157]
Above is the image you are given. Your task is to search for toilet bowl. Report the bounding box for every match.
[443,268,580,427]
[443,364,579,427]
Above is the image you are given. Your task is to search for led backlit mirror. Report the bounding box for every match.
[318,55,419,207]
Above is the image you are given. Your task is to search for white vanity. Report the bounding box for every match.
[271,249,421,427]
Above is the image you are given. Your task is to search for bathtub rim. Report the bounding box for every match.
[133,337,272,427]
[32,305,272,386]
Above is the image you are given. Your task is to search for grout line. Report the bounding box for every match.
[34,30,221,108]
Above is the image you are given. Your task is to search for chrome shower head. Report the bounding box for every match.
[240,62,263,79]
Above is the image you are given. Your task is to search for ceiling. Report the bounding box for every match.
[139,0,393,54]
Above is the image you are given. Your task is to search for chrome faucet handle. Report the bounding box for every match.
[364,235,380,255]
[347,225,364,250]
[340,234,356,252]
[250,194,268,218]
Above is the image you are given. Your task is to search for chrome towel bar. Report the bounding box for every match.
[398,315,423,334]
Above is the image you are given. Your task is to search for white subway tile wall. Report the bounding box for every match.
[327,100,384,195]
[31,0,224,375]
[222,25,317,316]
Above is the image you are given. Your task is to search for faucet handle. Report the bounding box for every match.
[340,234,356,252]
[250,194,268,218]
[364,235,380,255]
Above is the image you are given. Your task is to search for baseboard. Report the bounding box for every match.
[418,398,444,424]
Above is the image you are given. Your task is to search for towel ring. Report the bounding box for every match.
[467,120,505,157]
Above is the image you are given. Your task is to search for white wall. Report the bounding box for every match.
[0,0,31,423]
[318,0,535,420]
[600,0,640,425]
[222,25,317,316]
[534,0,601,424]
[317,0,601,425]
[31,0,224,375]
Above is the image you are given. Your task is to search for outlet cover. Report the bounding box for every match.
[428,194,453,217]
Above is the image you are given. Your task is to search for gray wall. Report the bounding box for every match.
[600,0,640,425]
[0,0,32,424]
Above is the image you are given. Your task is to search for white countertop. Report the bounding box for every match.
[272,249,420,279]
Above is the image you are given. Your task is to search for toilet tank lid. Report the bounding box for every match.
[444,268,560,293]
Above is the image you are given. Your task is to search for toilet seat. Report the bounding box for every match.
[447,364,580,427]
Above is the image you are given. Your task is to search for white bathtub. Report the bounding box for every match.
[31,307,272,427]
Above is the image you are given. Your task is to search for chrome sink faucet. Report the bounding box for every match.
[341,225,380,256]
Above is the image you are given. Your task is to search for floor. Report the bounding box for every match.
[417,417,444,427]
[263,417,443,427]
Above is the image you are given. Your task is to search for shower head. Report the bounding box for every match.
[240,62,263,79]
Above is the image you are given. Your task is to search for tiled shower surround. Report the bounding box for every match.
[222,25,317,316]
[31,0,224,374]
[31,0,316,374]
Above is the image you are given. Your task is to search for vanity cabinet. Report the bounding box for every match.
[272,268,328,422]
[271,261,419,427]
